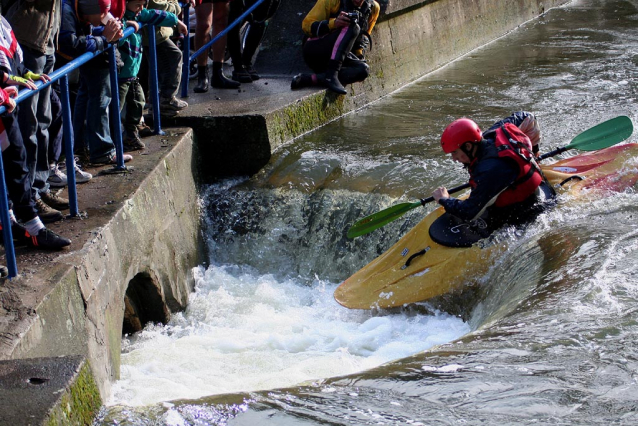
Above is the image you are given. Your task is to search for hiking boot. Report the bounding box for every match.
[137,122,154,137]
[123,134,146,152]
[35,199,63,223]
[41,191,69,210]
[47,163,68,188]
[26,228,71,250]
[160,96,188,111]
[231,67,253,83]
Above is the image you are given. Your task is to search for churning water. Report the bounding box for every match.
[99,0,638,424]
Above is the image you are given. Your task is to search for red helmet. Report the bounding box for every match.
[440,118,482,153]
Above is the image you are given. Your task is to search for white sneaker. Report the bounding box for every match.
[74,163,92,183]
[47,163,67,188]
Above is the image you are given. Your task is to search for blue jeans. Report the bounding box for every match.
[19,48,54,199]
[74,66,116,163]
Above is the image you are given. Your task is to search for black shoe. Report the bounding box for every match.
[0,221,32,247]
[320,70,347,95]
[0,265,7,278]
[212,68,241,89]
[194,65,209,93]
[232,68,253,83]
[27,228,71,250]
[245,65,260,81]
[291,73,313,90]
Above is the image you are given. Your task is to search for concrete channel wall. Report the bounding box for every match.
[173,0,569,179]
[0,0,568,423]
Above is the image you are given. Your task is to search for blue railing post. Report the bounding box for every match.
[108,45,127,170]
[0,142,17,279]
[59,75,79,217]
[147,25,165,136]
[181,3,191,99]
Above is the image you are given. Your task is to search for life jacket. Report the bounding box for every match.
[470,123,543,208]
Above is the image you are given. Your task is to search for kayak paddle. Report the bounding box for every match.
[538,115,633,160]
[347,115,634,239]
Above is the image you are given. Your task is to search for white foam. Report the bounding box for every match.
[108,264,470,406]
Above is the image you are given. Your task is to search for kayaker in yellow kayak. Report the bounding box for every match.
[432,112,556,237]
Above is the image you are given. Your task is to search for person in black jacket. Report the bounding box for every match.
[58,0,132,165]
[433,112,552,231]
[291,0,380,95]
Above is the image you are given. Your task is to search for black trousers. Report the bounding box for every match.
[303,28,369,85]
[1,111,38,223]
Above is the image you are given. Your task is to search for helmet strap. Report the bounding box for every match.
[460,142,477,162]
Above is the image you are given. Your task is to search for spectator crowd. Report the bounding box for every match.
[0,0,375,276]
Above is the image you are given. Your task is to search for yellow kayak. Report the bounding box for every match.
[335,144,638,310]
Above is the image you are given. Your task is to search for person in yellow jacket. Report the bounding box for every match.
[291,0,380,95]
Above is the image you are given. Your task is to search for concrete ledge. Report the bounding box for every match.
[0,356,101,425]
[0,129,202,402]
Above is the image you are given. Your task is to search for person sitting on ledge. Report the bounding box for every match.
[291,0,380,95]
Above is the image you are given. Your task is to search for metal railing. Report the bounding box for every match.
[0,23,163,279]
[0,1,264,279]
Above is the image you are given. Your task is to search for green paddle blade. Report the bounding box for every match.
[567,115,633,151]
[347,201,422,239]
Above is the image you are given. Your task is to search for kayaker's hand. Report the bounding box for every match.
[433,187,449,203]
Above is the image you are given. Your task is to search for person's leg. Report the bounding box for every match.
[322,24,360,94]
[156,40,188,113]
[211,0,240,89]
[156,40,184,100]
[48,87,63,164]
[338,54,370,85]
[73,77,89,159]
[122,79,145,151]
[83,67,116,163]
[17,48,47,201]
[46,87,67,188]
[194,2,214,93]
[1,114,38,223]
[292,33,338,90]
[227,0,252,83]
[241,20,267,80]
[33,53,56,198]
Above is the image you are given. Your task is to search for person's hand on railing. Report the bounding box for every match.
[104,19,125,43]
[6,74,38,90]
[24,71,52,85]
[1,86,18,113]
[176,20,188,36]
[126,20,140,33]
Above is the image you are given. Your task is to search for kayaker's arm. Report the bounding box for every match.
[435,158,517,221]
